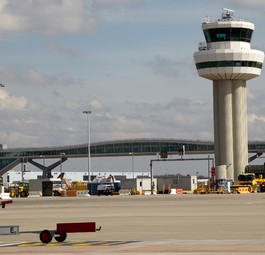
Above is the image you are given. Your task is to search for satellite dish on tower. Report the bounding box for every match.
[222,8,235,20]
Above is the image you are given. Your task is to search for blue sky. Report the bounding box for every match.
[1,0,265,175]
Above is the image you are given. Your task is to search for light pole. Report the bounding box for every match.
[60,153,65,188]
[40,155,45,167]
[129,152,135,179]
[21,158,24,182]
[83,110,92,182]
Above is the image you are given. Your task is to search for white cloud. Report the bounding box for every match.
[0,89,28,110]
[64,100,82,111]
[0,65,80,87]
[248,113,265,123]
[0,0,97,35]
[47,40,84,58]
[0,0,264,151]
[234,0,265,8]
[0,0,146,36]
[0,0,7,11]
[90,99,104,110]
[93,0,143,7]
[87,98,213,142]
[145,56,182,78]
[0,87,76,147]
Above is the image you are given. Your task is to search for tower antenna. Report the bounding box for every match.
[222,8,234,20]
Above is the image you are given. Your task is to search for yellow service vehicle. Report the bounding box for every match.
[194,182,209,194]
[71,181,88,190]
[9,182,29,198]
[231,173,257,193]
[255,175,265,192]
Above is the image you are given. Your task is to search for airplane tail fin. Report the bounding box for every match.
[57,173,65,179]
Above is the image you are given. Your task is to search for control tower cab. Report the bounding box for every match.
[194,9,264,181]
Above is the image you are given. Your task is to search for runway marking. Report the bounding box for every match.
[8,240,138,247]
[0,242,23,247]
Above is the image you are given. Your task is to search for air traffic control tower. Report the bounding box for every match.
[194,8,264,181]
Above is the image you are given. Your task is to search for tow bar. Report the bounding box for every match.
[0,222,101,244]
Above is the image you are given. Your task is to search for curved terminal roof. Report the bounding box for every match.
[0,138,214,159]
[0,138,264,175]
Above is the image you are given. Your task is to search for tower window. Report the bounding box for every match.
[216,33,226,40]
[203,28,253,43]
[196,60,263,70]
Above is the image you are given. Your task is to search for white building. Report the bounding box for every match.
[121,177,157,195]
[156,175,197,192]
[1,170,150,187]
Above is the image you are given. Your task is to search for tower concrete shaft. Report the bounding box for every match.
[213,79,248,180]
[194,9,264,180]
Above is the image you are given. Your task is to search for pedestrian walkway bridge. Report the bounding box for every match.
[0,138,264,176]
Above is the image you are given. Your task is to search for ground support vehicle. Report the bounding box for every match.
[71,181,89,190]
[0,199,12,208]
[0,222,101,244]
[92,174,119,196]
[50,176,70,196]
[230,173,258,193]
[193,182,210,194]
[97,183,114,196]
[194,186,209,194]
[254,175,265,192]
[9,182,29,198]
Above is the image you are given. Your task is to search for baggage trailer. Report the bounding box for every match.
[0,199,12,208]
[0,222,101,244]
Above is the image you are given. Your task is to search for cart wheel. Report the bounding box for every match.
[39,229,53,244]
[1,204,5,208]
[54,232,67,242]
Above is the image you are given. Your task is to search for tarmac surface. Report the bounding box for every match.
[0,193,265,254]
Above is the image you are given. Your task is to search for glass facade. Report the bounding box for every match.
[0,140,264,172]
[203,28,253,43]
[196,60,263,70]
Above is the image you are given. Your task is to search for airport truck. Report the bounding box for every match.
[97,183,114,196]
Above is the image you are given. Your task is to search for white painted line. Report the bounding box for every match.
[0,242,24,247]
